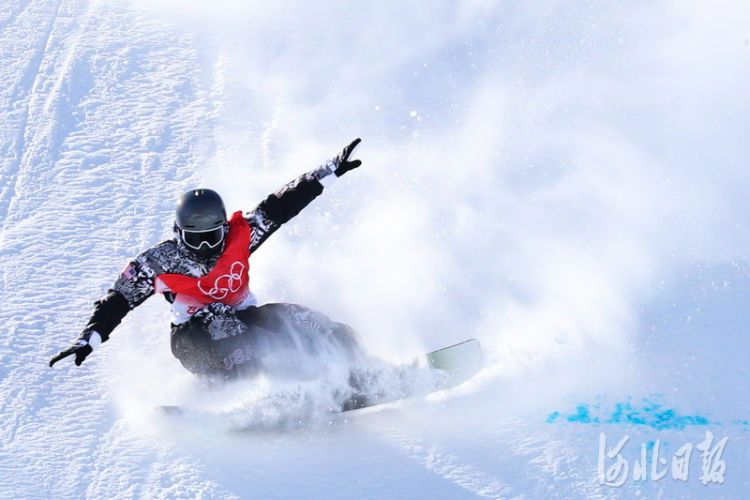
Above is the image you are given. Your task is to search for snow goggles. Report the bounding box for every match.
[181,226,225,250]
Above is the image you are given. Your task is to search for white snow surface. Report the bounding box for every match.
[1,0,749,498]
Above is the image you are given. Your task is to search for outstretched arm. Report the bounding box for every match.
[49,249,161,367]
[246,138,362,252]
[48,291,130,367]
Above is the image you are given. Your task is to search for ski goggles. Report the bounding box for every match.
[180,226,225,250]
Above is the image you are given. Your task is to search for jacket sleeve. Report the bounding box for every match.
[82,247,163,340]
[245,163,336,253]
[83,291,131,341]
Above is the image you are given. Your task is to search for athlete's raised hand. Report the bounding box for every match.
[332,138,362,177]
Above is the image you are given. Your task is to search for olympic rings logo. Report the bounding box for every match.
[197,261,245,300]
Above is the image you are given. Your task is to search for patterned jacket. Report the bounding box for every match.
[84,162,339,341]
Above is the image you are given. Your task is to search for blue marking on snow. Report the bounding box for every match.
[566,405,599,424]
[547,395,712,430]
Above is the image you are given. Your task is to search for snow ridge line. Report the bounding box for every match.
[0,0,76,231]
[0,0,92,347]
[0,0,61,228]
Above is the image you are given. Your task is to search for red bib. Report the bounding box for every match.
[155,211,251,307]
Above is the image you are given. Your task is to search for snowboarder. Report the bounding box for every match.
[49,139,365,379]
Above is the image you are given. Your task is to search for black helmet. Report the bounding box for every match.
[175,188,228,258]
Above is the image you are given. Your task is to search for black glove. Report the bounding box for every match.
[332,138,362,177]
[49,329,101,367]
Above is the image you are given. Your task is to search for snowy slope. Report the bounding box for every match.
[1,0,749,498]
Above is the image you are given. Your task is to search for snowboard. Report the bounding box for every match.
[158,338,483,416]
[426,338,483,383]
[341,338,482,411]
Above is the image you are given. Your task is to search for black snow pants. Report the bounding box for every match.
[170,302,364,378]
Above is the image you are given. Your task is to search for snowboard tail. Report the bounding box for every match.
[427,338,482,386]
[341,338,482,411]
